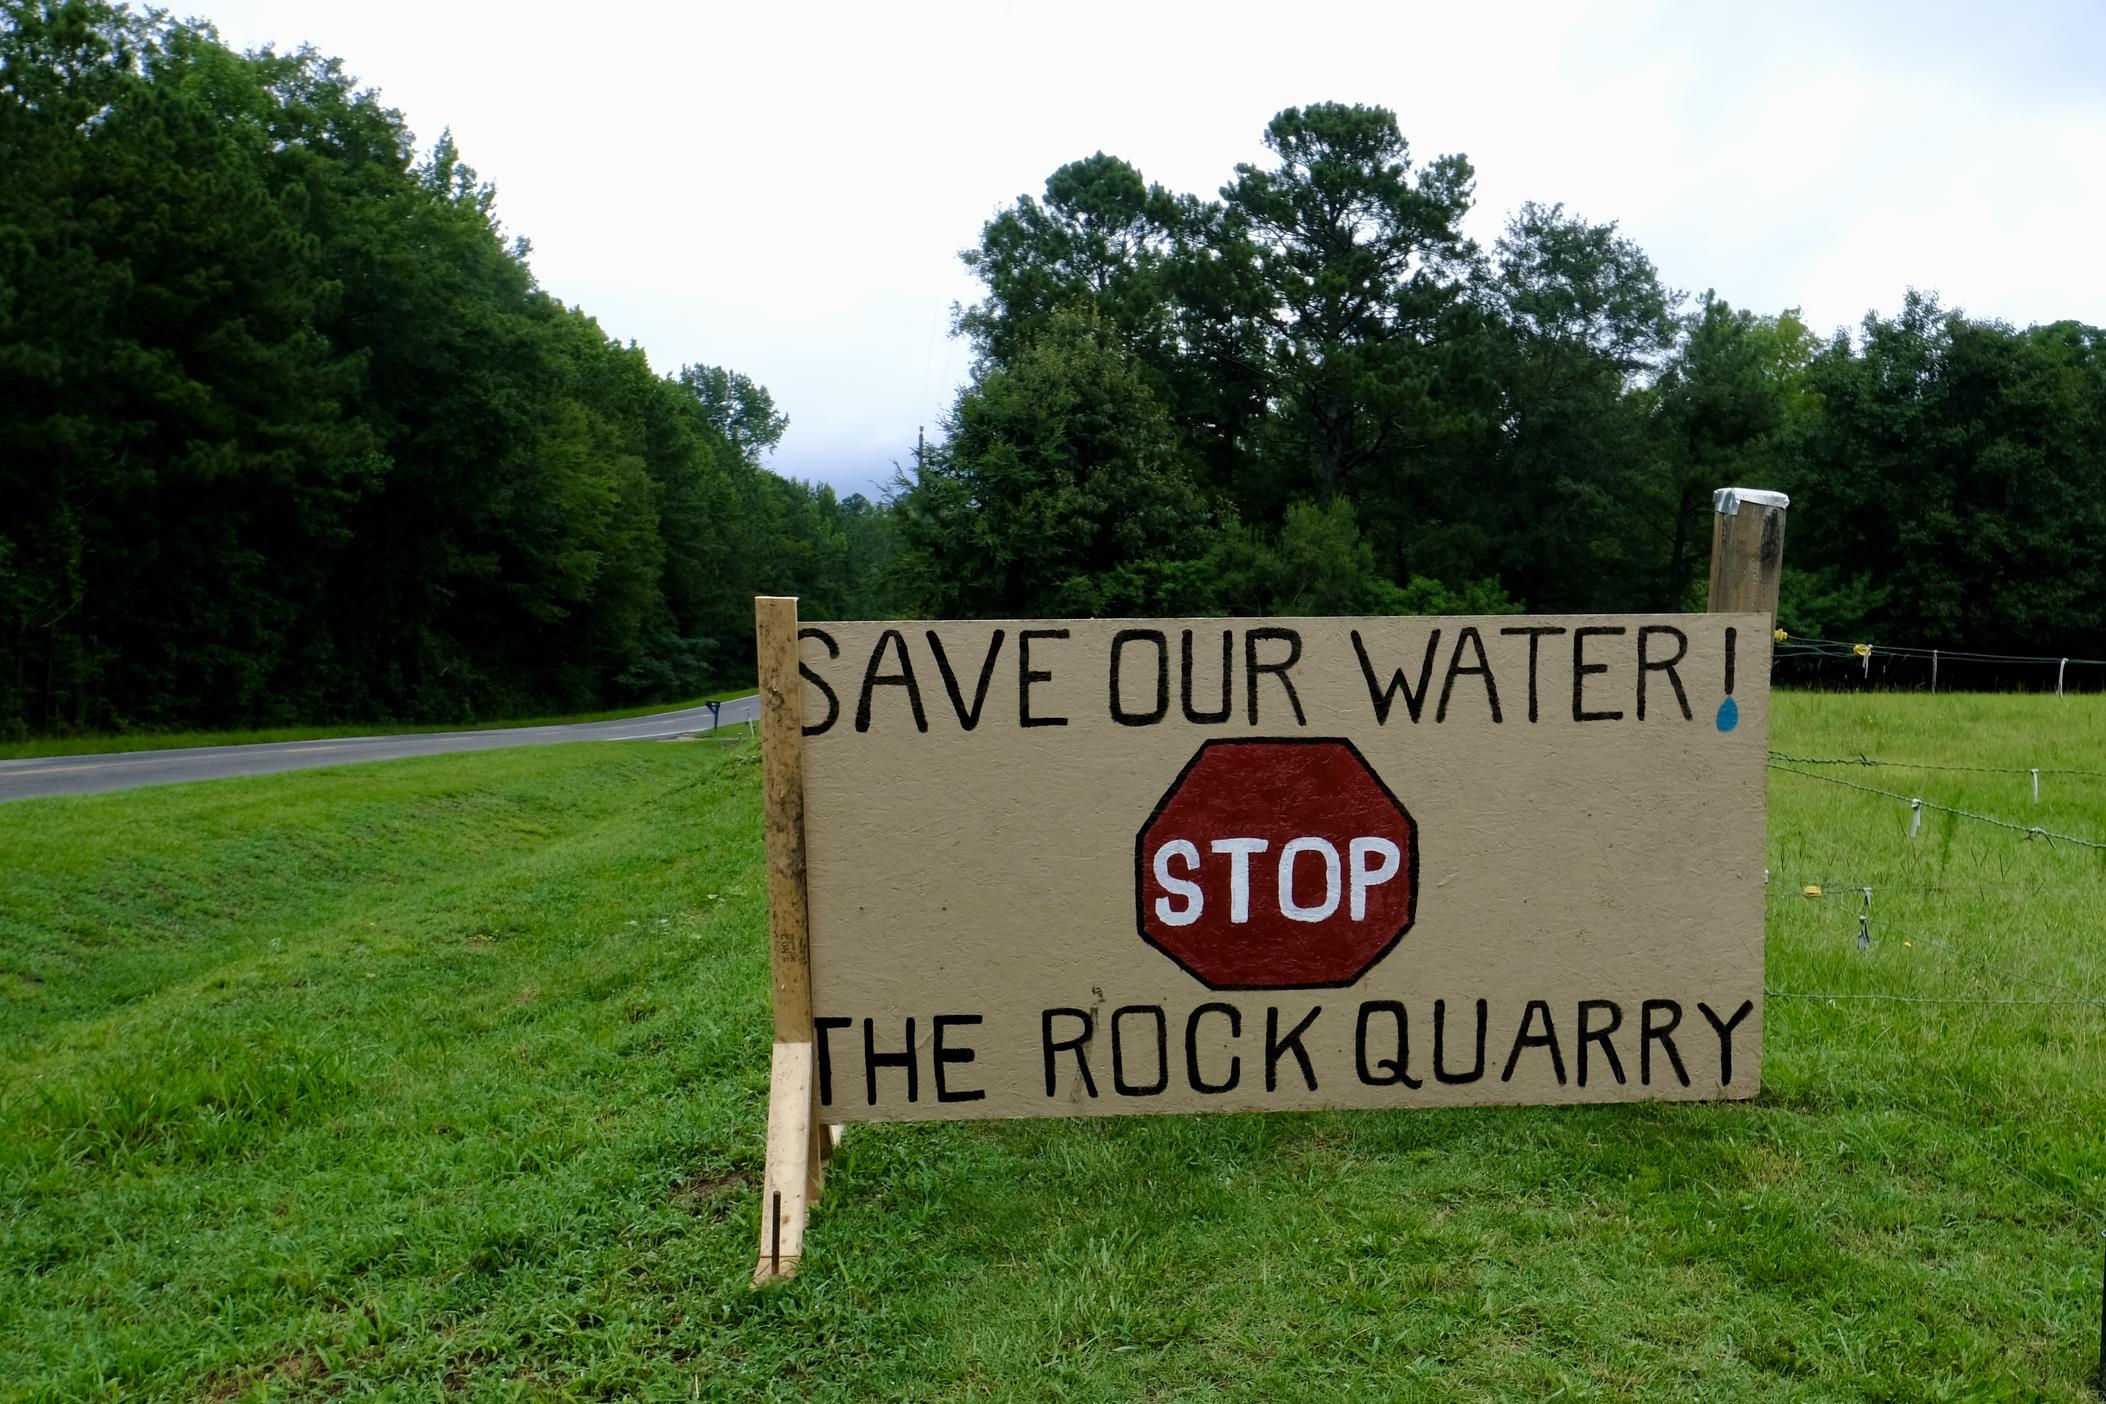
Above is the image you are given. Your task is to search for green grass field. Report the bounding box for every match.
[0,689,757,762]
[3,694,2102,1401]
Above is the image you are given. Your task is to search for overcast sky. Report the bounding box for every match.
[197,0,2106,497]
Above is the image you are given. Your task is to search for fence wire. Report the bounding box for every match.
[1770,751,2106,781]
[1774,632,2106,669]
[1768,763,2106,850]
[1766,989,2099,1008]
[1762,725,2106,1248]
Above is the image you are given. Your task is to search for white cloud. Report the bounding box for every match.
[196,0,2106,494]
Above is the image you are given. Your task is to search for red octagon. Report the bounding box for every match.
[1135,738,1418,990]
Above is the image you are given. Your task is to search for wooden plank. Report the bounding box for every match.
[753,1040,814,1284]
[806,1102,831,1207]
[755,596,813,1042]
[752,596,821,1283]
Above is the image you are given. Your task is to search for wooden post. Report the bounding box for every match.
[1706,487,1789,618]
[752,595,832,1285]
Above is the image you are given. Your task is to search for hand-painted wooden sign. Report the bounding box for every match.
[752,490,1790,1282]
[778,613,1767,1129]
[749,608,1774,1277]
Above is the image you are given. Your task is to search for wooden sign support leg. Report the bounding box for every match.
[752,595,834,1285]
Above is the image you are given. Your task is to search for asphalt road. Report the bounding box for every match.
[0,695,761,804]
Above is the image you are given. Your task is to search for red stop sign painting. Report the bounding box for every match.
[1135,738,1419,990]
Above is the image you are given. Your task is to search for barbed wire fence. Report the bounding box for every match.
[1772,629,2106,695]
[1759,727,2106,1389]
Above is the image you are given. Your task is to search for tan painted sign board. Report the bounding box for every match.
[785,612,1768,1124]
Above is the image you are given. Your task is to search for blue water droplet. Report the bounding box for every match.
[1716,696,1739,732]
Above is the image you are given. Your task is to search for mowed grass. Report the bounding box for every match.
[0,689,757,761]
[2,694,2103,1401]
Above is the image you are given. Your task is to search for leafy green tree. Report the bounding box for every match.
[955,153,1185,370]
[0,1,890,732]
[894,309,1220,617]
[3,2,383,725]
[676,364,788,464]
[1779,294,2106,653]
[1647,294,1817,608]
[951,108,1489,563]
[1474,202,1677,609]
[14,14,2105,732]
[1219,103,1481,511]
[1203,499,1513,617]
[936,106,2106,653]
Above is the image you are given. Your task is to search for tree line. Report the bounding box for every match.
[6,6,2101,735]
[900,103,2106,661]
[1,2,893,734]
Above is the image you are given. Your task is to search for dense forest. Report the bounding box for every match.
[5,4,2103,734]
[0,2,894,733]
[903,110,2106,650]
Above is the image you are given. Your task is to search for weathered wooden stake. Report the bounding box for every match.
[752,595,830,1285]
[1706,487,1789,618]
